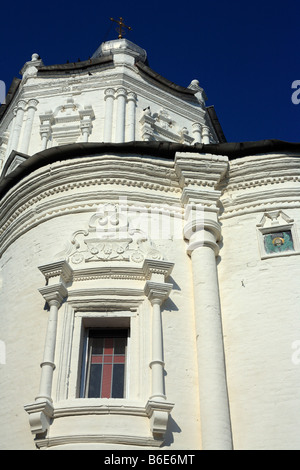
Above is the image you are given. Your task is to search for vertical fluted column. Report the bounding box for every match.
[115,87,127,143]
[104,88,115,142]
[19,99,38,154]
[184,218,233,450]
[192,122,202,143]
[9,100,26,153]
[127,92,137,141]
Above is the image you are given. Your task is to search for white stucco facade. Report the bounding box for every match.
[0,38,300,451]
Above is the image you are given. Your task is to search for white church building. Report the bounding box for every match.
[1,30,300,450]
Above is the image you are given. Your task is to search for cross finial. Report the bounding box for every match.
[110,17,132,39]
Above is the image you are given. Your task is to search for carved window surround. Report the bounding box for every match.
[24,208,175,448]
[39,97,95,149]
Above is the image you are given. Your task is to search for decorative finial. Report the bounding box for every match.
[31,53,40,62]
[110,17,132,39]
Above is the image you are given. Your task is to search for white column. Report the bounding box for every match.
[103,88,115,142]
[40,124,51,150]
[24,261,72,435]
[150,298,166,400]
[19,99,38,154]
[127,92,137,141]
[184,218,233,450]
[192,122,202,143]
[35,284,68,403]
[8,100,26,153]
[80,119,92,142]
[144,274,173,402]
[115,87,127,143]
[144,264,174,441]
[202,126,210,144]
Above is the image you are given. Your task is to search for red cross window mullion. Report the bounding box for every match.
[90,337,126,398]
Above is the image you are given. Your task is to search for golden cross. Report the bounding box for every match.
[110,17,132,39]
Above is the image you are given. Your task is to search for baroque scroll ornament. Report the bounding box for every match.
[56,204,163,265]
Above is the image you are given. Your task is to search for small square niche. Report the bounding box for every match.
[257,211,300,259]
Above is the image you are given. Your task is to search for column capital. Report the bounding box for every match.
[116,87,127,98]
[104,88,115,99]
[27,99,39,110]
[184,217,221,242]
[174,151,228,191]
[38,283,68,307]
[192,122,202,131]
[144,281,173,305]
[127,91,137,102]
[184,218,221,256]
[16,100,27,111]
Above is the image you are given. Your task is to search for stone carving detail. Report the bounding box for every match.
[39,97,95,148]
[140,107,194,144]
[58,204,163,265]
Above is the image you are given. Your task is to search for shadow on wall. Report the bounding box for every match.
[163,415,182,447]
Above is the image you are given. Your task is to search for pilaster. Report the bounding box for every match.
[8,100,26,154]
[19,99,39,154]
[175,151,232,450]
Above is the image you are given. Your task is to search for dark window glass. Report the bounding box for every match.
[82,329,127,399]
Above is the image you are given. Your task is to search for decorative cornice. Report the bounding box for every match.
[142,259,174,279]
[174,151,228,190]
[38,260,73,283]
[72,265,148,281]
[220,187,300,219]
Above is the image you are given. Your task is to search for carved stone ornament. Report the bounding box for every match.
[57,204,163,266]
[140,107,194,144]
[39,97,95,146]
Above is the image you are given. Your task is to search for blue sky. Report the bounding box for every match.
[0,0,299,143]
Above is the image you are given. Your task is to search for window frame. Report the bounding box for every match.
[80,327,129,399]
